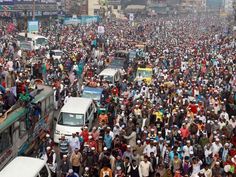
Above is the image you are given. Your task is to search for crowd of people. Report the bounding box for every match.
[0,11,236,177]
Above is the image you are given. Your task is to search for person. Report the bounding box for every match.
[66,169,79,177]
[69,132,80,151]
[127,160,140,177]
[42,146,57,177]
[123,128,137,147]
[59,135,70,159]
[99,166,113,177]
[60,155,70,177]
[138,155,153,177]
[70,148,82,175]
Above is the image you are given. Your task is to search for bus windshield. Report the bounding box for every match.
[36,38,48,46]
[137,70,152,78]
[58,113,84,126]
[83,92,100,101]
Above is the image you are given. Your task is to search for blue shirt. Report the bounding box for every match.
[104,134,112,149]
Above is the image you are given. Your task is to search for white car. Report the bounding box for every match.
[46,50,63,60]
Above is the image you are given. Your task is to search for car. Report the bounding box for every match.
[46,49,64,60]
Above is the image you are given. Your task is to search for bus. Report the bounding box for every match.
[16,33,49,50]
[0,84,54,170]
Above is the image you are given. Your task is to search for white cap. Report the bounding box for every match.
[91,147,95,150]
[225,143,229,146]
[103,147,107,151]
[137,140,141,144]
[85,167,89,171]
[89,135,92,139]
[46,146,51,150]
[46,134,50,138]
[160,137,164,141]
[215,161,220,165]
[68,169,73,173]
[190,151,194,155]
[63,155,67,158]
[187,140,191,143]
[151,128,155,131]
[127,145,131,148]
[215,138,220,141]
[84,126,88,129]
[178,130,181,134]
[158,131,161,134]
[117,166,122,170]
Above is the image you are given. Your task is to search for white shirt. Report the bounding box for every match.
[192,160,202,175]
[212,142,222,156]
[69,136,80,151]
[143,144,157,157]
[139,161,152,177]
[183,145,193,158]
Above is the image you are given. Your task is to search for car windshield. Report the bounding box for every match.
[58,113,84,126]
[83,91,100,101]
[36,38,48,46]
[103,75,113,82]
[137,70,152,78]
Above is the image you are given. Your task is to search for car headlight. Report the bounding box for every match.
[55,130,60,134]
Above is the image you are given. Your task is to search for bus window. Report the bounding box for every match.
[0,128,12,154]
[45,98,50,114]
[41,100,46,117]
[50,95,54,107]
[38,165,49,177]
[19,117,27,138]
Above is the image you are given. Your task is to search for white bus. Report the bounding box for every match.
[54,97,96,143]
[16,33,48,50]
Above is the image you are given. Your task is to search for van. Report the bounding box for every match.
[54,97,96,143]
[0,156,51,177]
[99,68,121,85]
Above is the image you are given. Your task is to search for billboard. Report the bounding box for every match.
[28,20,39,33]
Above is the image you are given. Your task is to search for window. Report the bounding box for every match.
[58,113,84,126]
[45,98,50,114]
[38,165,49,177]
[41,100,46,117]
[19,117,27,138]
[0,128,12,154]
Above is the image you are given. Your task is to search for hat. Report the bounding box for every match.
[89,135,92,139]
[225,143,229,146]
[215,161,220,165]
[116,166,122,170]
[215,138,220,141]
[127,145,131,148]
[85,167,89,171]
[151,128,155,131]
[84,126,88,129]
[46,146,51,150]
[68,169,73,173]
[63,155,67,158]
[158,131,161,134]
[103,147,108,151]
[137,140,141,144]
[187,140,191,143]
[46,134,50,138]
[91,147,95,150]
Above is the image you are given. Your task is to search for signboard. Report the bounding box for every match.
[0,0,14,5]
[64,18,81,25]
[98,25,105,34]
[129,13,134,21]
[28,20,39,33]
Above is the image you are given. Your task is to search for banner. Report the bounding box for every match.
[28,20,39,33]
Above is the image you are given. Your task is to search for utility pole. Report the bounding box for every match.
[32,0,35,20]
[24,9,28,39]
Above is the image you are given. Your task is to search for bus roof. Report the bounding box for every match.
[18,33,47,39]
[83,87,104,94]
[0,85,53,133]
[0,107,27,132]
[31,85,54,104]
[0,156,46,177]
[60,97,93,114]
[99,68,118,76]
